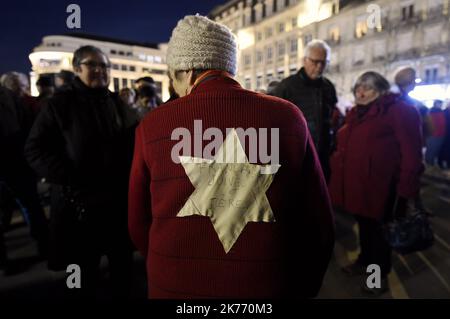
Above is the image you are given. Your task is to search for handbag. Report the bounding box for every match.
[383,197,434,255]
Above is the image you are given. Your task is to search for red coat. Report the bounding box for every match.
[329,93,424,220]
[128,76,334,298]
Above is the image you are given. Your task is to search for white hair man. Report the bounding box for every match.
[272,39,338,181]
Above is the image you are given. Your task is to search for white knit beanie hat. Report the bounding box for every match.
[166,14,237,76]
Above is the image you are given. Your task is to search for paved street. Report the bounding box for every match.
[1,167,449,300]
[319,167,450,299]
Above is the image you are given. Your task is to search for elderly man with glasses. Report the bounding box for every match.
[272,39,338,181]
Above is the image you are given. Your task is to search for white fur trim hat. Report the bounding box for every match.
[166,14,237,76]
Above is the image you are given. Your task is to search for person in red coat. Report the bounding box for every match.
[329,71,424,294]
[128,14,335,299]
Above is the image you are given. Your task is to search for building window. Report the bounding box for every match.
[278,22,285,33]
[289,66,297,75]
[113,78,119,92]
[290,38,298,53]
[256,51,263,64]
[266,73,273,85]
[277,42,286,57]
[402,5,414,20]
[267,46,273,61]
[256,32,262,41]
[126,52,132,56]
[121,65,127,71]
[244,77,251,89]
[292,17,297,28]
[130,66,136,72]
[277,69,285,80]
[244,54,251,66]
[425,68,439,83]
[118,51,125,56]
[303,34,312,46]
[329,26,340,43]
[122,78,128,88]
[355,19,368,38]
[154,56,162,63]
[256,75,263,89]
[110,49,117,55]
[266,27,273,39]
[112,64,119,70]
[332,3,337,15]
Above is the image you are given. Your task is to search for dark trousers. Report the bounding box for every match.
[0,172,48,246]
[75,246,133,299]
[354,215,392,278]
[70,220,134,299]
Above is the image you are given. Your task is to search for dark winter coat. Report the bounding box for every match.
[329,93,424,220]
[25,78,138,270]
[271,67,338,158]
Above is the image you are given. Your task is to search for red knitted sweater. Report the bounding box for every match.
[128,76,334,298]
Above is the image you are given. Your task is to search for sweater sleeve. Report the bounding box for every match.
[128,124,152,257]
[392,103,424,198]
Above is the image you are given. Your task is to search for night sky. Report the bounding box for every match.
[0,0,226,74]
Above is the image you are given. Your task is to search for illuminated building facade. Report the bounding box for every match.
[210,0,450,105]
[29,34,169,101]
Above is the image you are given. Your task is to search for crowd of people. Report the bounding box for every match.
[0,14,448,299]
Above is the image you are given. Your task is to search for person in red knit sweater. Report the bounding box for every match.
[128,14,335,299]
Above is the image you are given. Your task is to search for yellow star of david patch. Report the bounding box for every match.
[177,129,280,253]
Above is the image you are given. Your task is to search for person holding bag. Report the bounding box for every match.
[329,71,425,295]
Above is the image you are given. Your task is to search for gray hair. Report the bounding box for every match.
[0,72,29,90]
[353,71,390,95]
[304,39,331,61]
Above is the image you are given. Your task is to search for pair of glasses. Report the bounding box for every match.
[306,57,329,66]
[80,61,111,70]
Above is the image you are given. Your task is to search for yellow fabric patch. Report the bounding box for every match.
[177,129,280,253]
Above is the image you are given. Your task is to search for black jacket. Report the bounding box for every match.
[272,68,337,157]
[24,78,138,269]
[0,86,34,176]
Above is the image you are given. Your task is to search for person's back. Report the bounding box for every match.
[428,108,446,137]
[129,76,334,299]
[271,41,337,181]
[128,14,334,299]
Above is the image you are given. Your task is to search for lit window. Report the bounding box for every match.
[355,20,368,38]
[330,27,340,42]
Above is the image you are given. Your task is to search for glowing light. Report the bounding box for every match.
[237,30,255,50]
[415,78,422,84]
[409,84,450,107]
[298,0,333,28]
